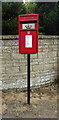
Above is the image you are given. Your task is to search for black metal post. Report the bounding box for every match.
[27,54,30,104]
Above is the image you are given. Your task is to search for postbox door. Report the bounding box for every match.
[19,30,38,54]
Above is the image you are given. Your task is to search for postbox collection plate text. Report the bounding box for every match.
[25,35,32,48]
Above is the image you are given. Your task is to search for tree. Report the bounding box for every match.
[56,1,59,35]
[2,2,25,35]
[24,2,37,14]
[2,2,59,35]
[44,2,58,35]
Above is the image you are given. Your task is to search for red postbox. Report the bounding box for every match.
[18,14,39,54]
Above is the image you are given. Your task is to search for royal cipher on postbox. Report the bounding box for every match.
[18,14,39,54]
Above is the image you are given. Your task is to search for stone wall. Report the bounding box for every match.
[0,35,58,89]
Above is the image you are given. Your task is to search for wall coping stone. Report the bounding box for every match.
[0,35,59,40]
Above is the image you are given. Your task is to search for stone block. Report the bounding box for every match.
[30,54,38,59]
[44,64,54,70]
[0,36,2,40]
[6,66,19,73]
[12,53,25,59]
[30,61,39,65]
[32,64,44,71]
[19,65,27,72]
[54,40,57,44]
[53,51,57,57]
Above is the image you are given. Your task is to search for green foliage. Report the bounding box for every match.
[24,2,37,14]
[2,17,18,35]
[2,2,59,35]
[43,2,58,35]
[2,2,25,35]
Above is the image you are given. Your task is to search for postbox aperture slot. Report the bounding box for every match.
[20,21,37,23]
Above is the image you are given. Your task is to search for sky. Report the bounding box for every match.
[1,0,59,2]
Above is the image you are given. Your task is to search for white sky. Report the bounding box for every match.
[1,0,59,2]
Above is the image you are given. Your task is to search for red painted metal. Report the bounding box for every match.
[18,14,39,54]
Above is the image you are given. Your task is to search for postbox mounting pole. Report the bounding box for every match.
[27,54,30,104]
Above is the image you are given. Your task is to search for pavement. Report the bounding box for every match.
[1,83,58,118]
